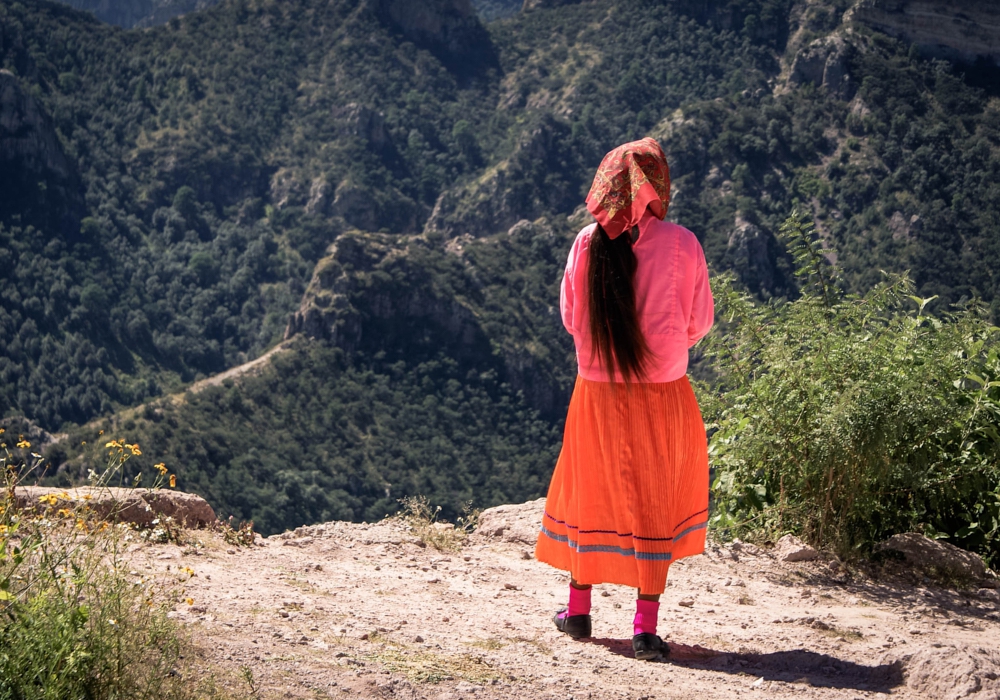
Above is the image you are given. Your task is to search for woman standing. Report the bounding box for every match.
[535,137,714,661]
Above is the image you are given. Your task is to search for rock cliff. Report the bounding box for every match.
[0,70,83,234]
[372,0,498,80]
[848,0,1000,66]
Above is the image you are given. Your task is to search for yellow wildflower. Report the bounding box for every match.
[16,439,30,449]
[38,494,59,506]
[56,508,71,518]
[105,440,121,449]
[181,566,195,577]
[75,519,88,532]
[185,597,194,605]
[169,474,176,488]
[99,430,104,435]
[154,463,167,475]
[0,525,7,535]
[126,443,142,456]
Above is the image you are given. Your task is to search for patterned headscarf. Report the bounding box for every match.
[585,137,671,240]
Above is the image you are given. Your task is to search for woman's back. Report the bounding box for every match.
[561,213,713,383]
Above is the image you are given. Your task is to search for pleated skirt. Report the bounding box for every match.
[534,375,709,595]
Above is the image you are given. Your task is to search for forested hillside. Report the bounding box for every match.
[2,0,998,534]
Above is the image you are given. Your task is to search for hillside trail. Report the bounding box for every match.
[133,499,1000,700]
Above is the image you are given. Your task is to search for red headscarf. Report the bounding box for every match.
[585,137,671,240]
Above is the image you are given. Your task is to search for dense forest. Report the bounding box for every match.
[1,0,998,535]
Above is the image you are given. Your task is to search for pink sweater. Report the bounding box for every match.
[560,214,714,383]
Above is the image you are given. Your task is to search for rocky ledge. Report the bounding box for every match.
[14,486,217,528]
[849,0,1000,66]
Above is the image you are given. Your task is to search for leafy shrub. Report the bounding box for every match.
[702,214,1000,563]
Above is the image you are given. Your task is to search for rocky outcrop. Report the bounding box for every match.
[471,497,544,545]
[332,103,389,150]
[789,34,855,99]
[283,233,494,367]
[726,213,776,296]
[15,486,217,528]
[0,69,83,234]
[848,0,1000,66]
[372,0,498,79]
[424,116,576,238]
[877,532,992,580]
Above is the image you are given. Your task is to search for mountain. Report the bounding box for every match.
[53,0,524,29]
[1,0,999,532]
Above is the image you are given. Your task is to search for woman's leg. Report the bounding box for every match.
[633,588,661,640]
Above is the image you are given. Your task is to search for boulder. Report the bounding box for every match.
[773,534,820,562]
[472,497,545,545]
[877,532,988,580]
[14,486,217,529]
[903,645,1000,700]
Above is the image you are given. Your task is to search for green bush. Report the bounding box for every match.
[702,213,1000,563]
[0,440,233,699]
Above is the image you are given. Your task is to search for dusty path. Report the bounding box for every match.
[132,500,1000,700]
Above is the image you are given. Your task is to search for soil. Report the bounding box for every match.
[128,499,1000,700]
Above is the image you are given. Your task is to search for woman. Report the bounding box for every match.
[535,137,714,661]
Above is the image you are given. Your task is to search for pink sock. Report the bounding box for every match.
[633,599,659,636]
[566,584,592,617]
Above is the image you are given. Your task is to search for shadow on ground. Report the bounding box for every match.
[584,638,904,693]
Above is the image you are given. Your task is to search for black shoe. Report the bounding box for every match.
[632,633,667,661]
[552,609,592,639]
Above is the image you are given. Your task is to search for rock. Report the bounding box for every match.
[0,70,83,234]
[14,486,216,528]
[789,34,855,99]
[773,534,820,563]
[877,532,988,580]
[414,635,424,643]
[332,103,388,149]
[282,537,315,548]
[903,645,1000,699]
[269,167,302,210]
[678,598,695,608]
[305,177,333,216]
[373,0,497,79]
[727,213,776,297]
[848,0,1000,67]
[471,498,545,545]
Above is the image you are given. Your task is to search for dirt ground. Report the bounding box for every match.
[130,499,1000,700]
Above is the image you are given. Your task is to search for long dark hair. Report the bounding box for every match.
[587,223,650,383]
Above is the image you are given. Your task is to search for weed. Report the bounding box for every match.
[468,638,505,651]
[391,496,479,552]
[216,516,256,547]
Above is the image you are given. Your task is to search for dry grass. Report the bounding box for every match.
[362,634,501,684]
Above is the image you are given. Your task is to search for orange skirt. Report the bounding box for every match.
[535,375,709,595]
